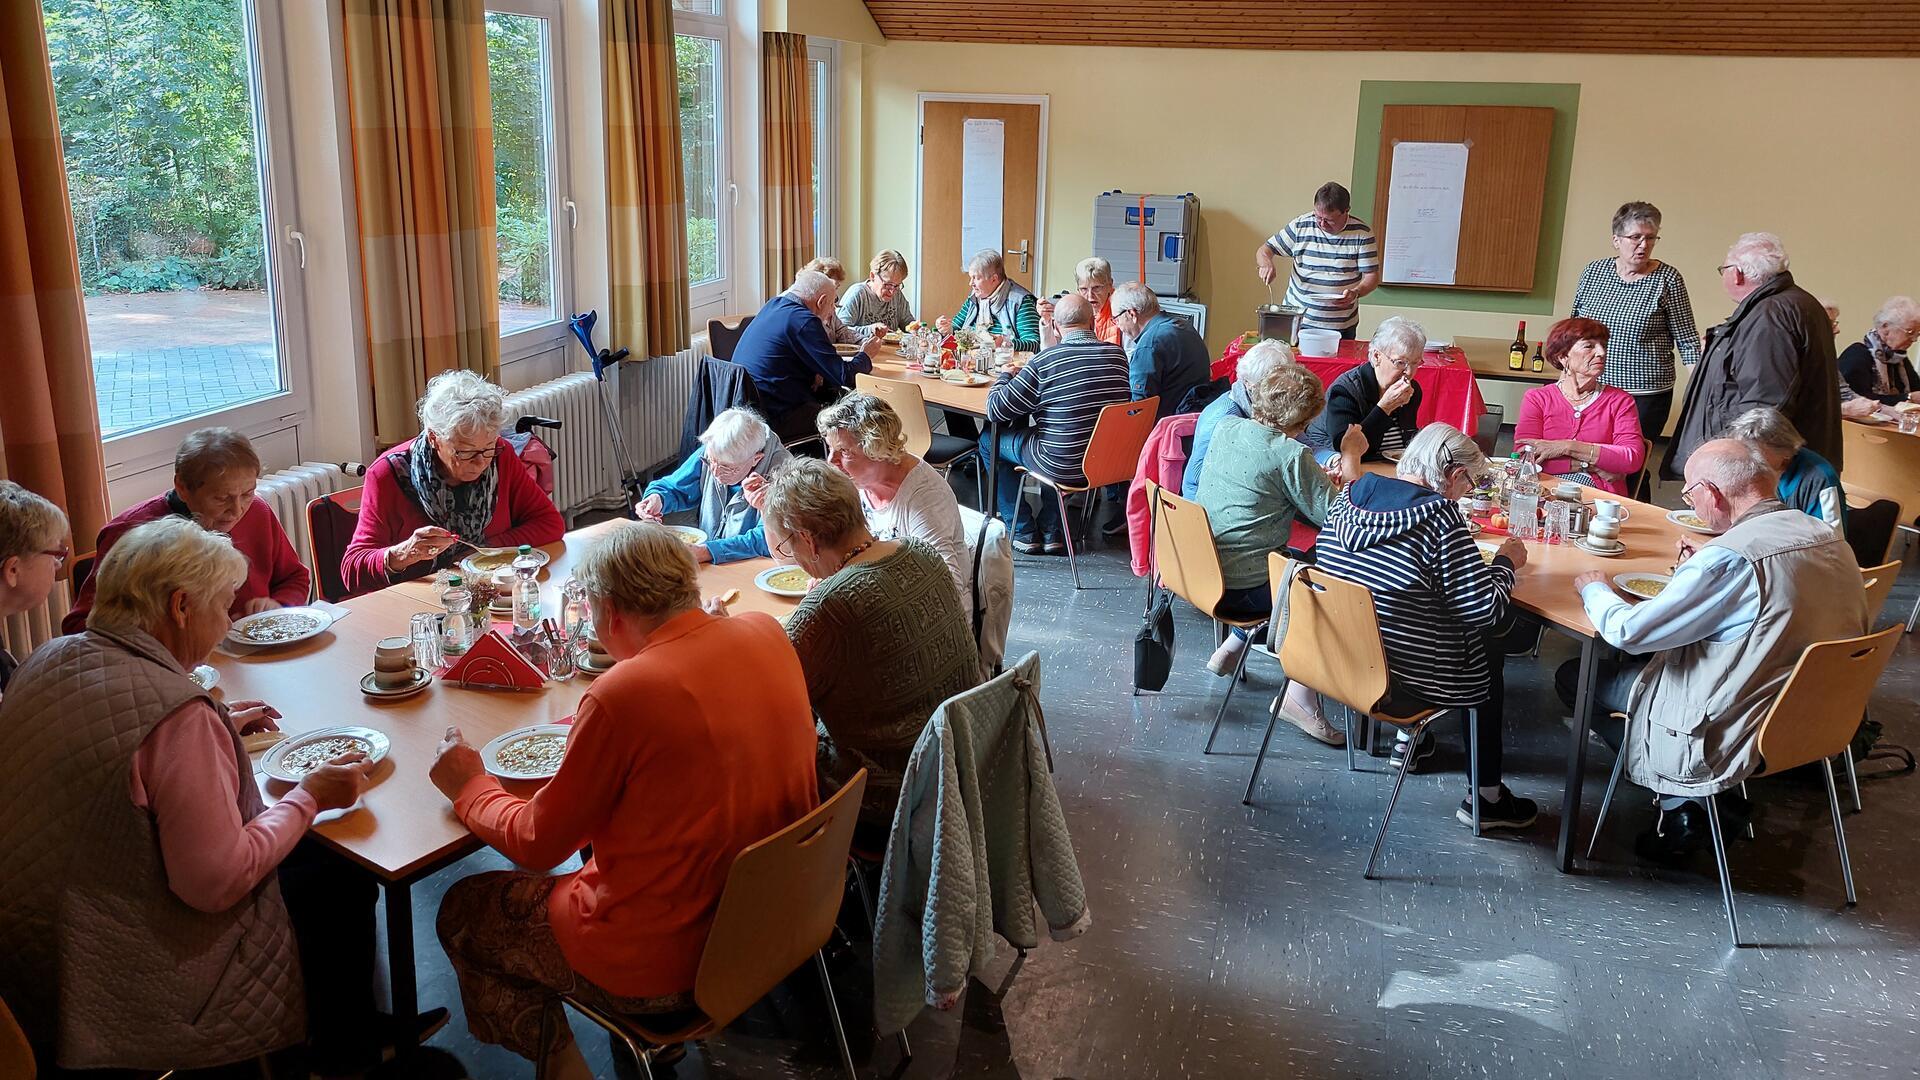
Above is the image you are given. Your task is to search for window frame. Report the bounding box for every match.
[673,4,732,325]
[806,39,836,260]
[91,0,313,479]
[485,0,574,365]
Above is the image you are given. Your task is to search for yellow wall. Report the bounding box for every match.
[843,41,1920,362]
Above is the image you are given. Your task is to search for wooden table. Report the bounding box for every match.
[1454,335,1558,385]
[865,345,1004,517]
[1842,415,1920,524]
[211,521,800,1014]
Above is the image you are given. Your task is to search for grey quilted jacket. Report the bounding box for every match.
[871,650,1092,1034]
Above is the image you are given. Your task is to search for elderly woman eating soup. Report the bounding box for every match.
[1514,317,1647,495]
[430,521,817,1079]
[636,407,791,564]
[0,518,441,1074]
[758,459,978,833]
[341,369,564,597]
[1303,315,1427,463]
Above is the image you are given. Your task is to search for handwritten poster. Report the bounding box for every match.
[960,118,1005,267]
[1382,141,1470,285]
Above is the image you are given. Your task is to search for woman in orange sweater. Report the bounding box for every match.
[428,522,817,1078]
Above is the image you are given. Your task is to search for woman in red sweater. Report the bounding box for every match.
[64,427,310,633]
[339,370,563,597]
[429,522,817,1077]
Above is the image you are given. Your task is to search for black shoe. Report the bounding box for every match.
[1012,535,1043,555]
[1100,512,1129,538]
[310,1008,451,1075]
[1633,801,1711,865]
[1457,787,1538,831]
[1043,537,1068,555]
[1389,731,1436,773]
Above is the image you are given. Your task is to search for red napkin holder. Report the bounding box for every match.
[441,630,545,691]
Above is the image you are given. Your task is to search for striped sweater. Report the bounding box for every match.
[1313,473,1516,707]
[986,331,1132,485]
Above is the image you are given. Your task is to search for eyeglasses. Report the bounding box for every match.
[775,535,796,559]
[1680,479,1718,506]
[1716,264,1737,275]
[41,544,70,568]
[1615,234,1660,247]
[449,446,500,463]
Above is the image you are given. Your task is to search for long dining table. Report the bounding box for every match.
[210,520,800,1015]
[863,342,1003,515]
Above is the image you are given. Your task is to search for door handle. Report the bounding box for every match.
[1008,240,1031,275]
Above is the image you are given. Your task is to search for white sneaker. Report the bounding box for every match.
[1207,633,1249,676]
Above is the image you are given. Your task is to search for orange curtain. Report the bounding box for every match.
[603,0,689,358]
[760,32,814,298]
[342,0,500,445]
[0,4,108,553]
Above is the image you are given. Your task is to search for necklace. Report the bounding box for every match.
[838,538,877,571]
[1560,378,1600,414]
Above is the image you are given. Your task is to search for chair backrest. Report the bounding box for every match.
[1146,482,1227,617]
[691,771,866,1029]
[1270,552,1392,715]
[1860,560,1902,624]
[1472,402,1504,457]
[306,487,364,604]
[1843,492,1900,567]
[854,374,933,458]
[0,994,32,1080]
[1081,397,1160,489]
[1754,626,1904,775]
[1841,423,1920,523]
[706,314,754,362]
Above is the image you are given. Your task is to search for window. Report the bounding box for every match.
[46,0,305,445]
[807,42,835,258]
[486,1,569,353]
[674,2,729,321]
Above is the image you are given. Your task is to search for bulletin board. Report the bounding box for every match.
[1370,104,1556,293]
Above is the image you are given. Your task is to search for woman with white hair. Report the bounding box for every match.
[935,249,1040,351]
[636,407,791,564]
[1183,340,1295,499]
[758,460,977,830]
[814,394,969,608]
[837,249,916,332]
[1313,424,1539,831]
[0,518,437,1073]
[1724,406,1846,530]
[0,481,69,695]
[1836,296,1920,405]
[1303,315,1427,462]
[341,369,564,596]
[1037,256,1123,348]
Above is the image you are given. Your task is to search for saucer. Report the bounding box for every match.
[360,668,432,699]
[576,653,615,675]
[1574,537,1626,557]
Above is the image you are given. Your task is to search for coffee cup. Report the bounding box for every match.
[1555,481,1581,500]
[584,637,612,667]
[374,636,416,688]
[1588,517,1621,543]
[1594,499,1629,522]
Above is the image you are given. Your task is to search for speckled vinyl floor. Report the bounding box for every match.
[389,480,1920,1080]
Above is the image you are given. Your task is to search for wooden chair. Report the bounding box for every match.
[537,772,867,1079]
[1241,554,1489,867]
[855,374,983,507]
[706,314,754,362]
[1471,402,1503,457]
[1013,397,1158,589]
[1843,487,1901,567]
[305,487,364,603]
[1586,628,1902,946]
[1,994,32,1080]
[1143,483,1267,747]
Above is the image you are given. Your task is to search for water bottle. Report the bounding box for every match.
[441,575,476,655]
[1508,448,1541,541]
[511,544,543,629]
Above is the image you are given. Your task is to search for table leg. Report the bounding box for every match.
[985,418,1001,521]
[1555,635,1602,873]
[384,878,417,1017]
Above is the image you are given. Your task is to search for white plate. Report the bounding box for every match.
[461,546,550,578]
[1380,449,1404,463]
[1614,572,1672,601]
[663,524,708,546]
[1475,539,1504,565]
[482,723,572,781]
[1573,537,1626,557]
[261,725,390,783]
[1665,508,1720,535]
[755,564,812,598]
[227,606,335,648]
[190,664,219,691]
[576,652,614,676]
[360,668,432,699]
[939,371,992,387]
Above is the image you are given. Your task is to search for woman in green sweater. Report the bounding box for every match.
[1196,362,1364,747]
[760,459,979,832]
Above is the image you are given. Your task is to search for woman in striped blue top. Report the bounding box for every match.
[1312,424,1539,830]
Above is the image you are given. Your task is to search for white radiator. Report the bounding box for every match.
[256,462,359,569]
[614,341,708,475]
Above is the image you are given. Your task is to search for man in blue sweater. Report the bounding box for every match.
[734,270,876,442]
[1110,282,1215,420]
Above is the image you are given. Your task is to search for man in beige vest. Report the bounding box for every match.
[1561,439,1866,862]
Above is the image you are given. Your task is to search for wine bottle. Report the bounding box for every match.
[1508,321,1527,370]
[1530,341,1546,373]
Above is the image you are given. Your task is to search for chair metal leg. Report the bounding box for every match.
[1365,718,1428,879]
[1203,635,1253,753]
[1705,796,1743,947]
[1740,780,1755,840]
[1466,709,1482,836]
[1822,756,1859,906]
[1586,736,1630,860]
[1344,703,1357,772]
[1055,487,1082,589]
[1008,475,1024,544]
[1907,590,1919,633]
[1242,679,1287,804]
[1843,746,1862,813]
[814,950,859,1080]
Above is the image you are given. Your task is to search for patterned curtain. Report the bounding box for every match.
[760,32,814,298]
[603,0,689,358]
[342,0,500,445]
[0,4,108,553]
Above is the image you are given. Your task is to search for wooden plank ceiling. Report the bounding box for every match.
[860,1,1920,57]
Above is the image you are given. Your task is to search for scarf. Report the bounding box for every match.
[967,279,1012,331]
[1864,330,1911,398]
[395,436,500,545]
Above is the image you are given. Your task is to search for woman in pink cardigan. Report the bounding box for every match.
[340,371,564,597]
[1515,318,1647,496]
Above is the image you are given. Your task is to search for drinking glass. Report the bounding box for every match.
[409,612,442,670]
[1901,411,1920,436]
[1542,499,1569,545]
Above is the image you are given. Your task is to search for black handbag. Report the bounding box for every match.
[1133,586,1176,693]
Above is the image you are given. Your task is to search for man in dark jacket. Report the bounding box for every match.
[1662,233,1840,479]
[1110,282,1215,419]
[733,270,876,442]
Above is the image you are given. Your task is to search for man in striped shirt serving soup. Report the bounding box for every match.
[1255,181,1382,339]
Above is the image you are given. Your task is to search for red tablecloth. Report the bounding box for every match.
[1214,335,1487,436]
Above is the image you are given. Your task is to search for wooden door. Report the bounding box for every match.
[918,99,1043,322]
